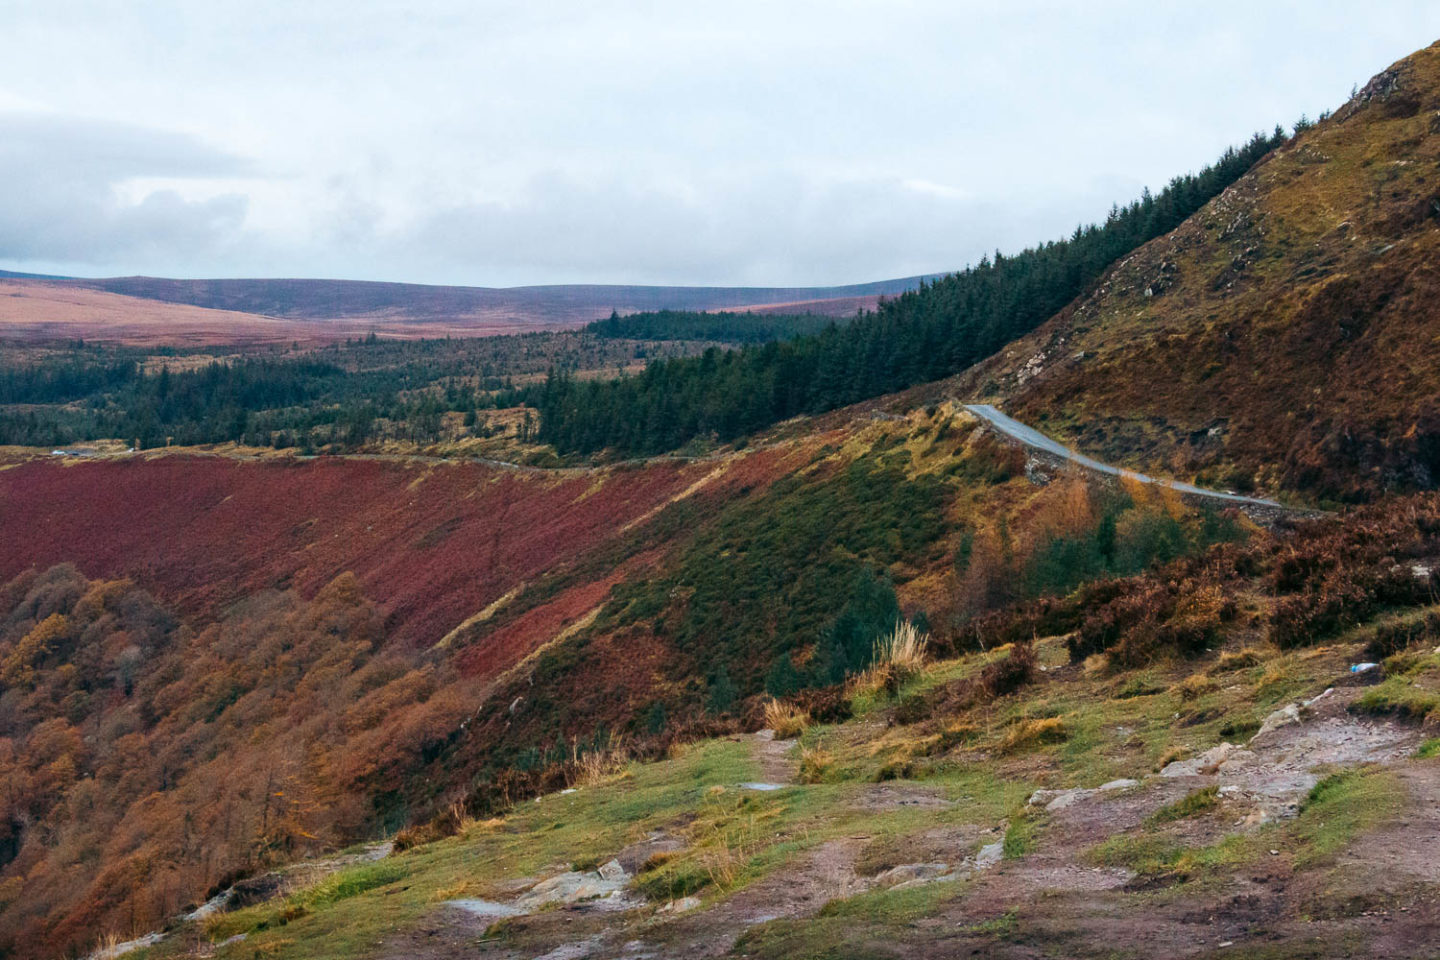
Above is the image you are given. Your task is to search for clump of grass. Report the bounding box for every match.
[998,717,1067,754]
[849,622,931,699]
[1155,747,1190,772]
[1415,738,1440,759]
[965,909,1019,936]
[1174,673,1217,702]
[872,759,918,782]
[1147,786,1220,825]
[1002,814,1038,859]
[798,744,834,783]
[1209,648,1262,674]
[640,850,679,873]
[208,860,410,940]
[1295,768,1404,864]
[763,698,809,740]
[873,620,930,675]
[1113,675,1165,699]
[1352,679,1440,723]
[632,860,711,902]
[296,860,409,910]
[393,798,477,852]
[570,734,628,787]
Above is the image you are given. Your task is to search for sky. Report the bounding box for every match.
[1,2,1438,288]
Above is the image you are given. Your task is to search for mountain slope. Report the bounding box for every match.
[973,42,1440,502]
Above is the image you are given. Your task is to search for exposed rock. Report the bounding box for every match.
[1160,742,1255,777]
[660,896,702,914]
[1252,703,1303,742]
[873,862,952,888]
[1028,778,1140,812]
[974,841,1004,869]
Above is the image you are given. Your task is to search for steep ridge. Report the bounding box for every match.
[971,42,1440,502]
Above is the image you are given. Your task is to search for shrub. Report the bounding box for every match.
[979,641,1037,699]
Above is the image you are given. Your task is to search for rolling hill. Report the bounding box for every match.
[0,273,927,345]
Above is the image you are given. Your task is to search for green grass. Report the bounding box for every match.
[1002,813,1039,859]
[1416,738,1440,759]
[1293,768,1404,864]
[1146,786,1220,825]
[1352,679,1440,722]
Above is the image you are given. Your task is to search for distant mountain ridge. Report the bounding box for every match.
[58,273,931,323]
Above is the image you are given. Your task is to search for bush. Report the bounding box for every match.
[979,641,1036,699]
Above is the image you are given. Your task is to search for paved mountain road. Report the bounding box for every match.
[963,403,1285,510]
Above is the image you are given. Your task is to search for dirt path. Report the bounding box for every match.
[749,729,798,786]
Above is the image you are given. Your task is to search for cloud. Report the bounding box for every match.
[0,113,251,266]
[3,3,1440,284]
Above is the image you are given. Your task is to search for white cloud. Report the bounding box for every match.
[1,1,1438,284]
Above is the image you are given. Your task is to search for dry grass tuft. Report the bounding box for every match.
[640,850,679,873]
[874,620,930,674]
[998,716,1068,754]
[798,744,834,783]
[850,621,931,696]
[570,735,628,787]
[1209,649,1263,674]
[763,699,809,740]
[1174,673,1217,702]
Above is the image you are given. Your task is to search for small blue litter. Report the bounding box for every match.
[1350,662,1379,673]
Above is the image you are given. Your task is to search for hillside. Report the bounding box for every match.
[0,405,1259,956]
[7,38,1440,960]
[972,42,1440,502]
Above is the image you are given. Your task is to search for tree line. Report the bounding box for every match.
[531,129,1289,456]
[586,308,847,343]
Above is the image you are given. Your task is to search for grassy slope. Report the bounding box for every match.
[133,571,1440,960]
[967,41,1440,502]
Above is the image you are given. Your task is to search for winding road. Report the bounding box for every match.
[963,404,1284,510]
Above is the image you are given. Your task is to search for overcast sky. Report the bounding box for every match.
[1,2,1438,287]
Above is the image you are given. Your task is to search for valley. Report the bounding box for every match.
[4,35,1440,960]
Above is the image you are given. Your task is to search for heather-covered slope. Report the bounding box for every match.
[972,42,1440,502]
[0,408,1243,957]
[0,455,714,648]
